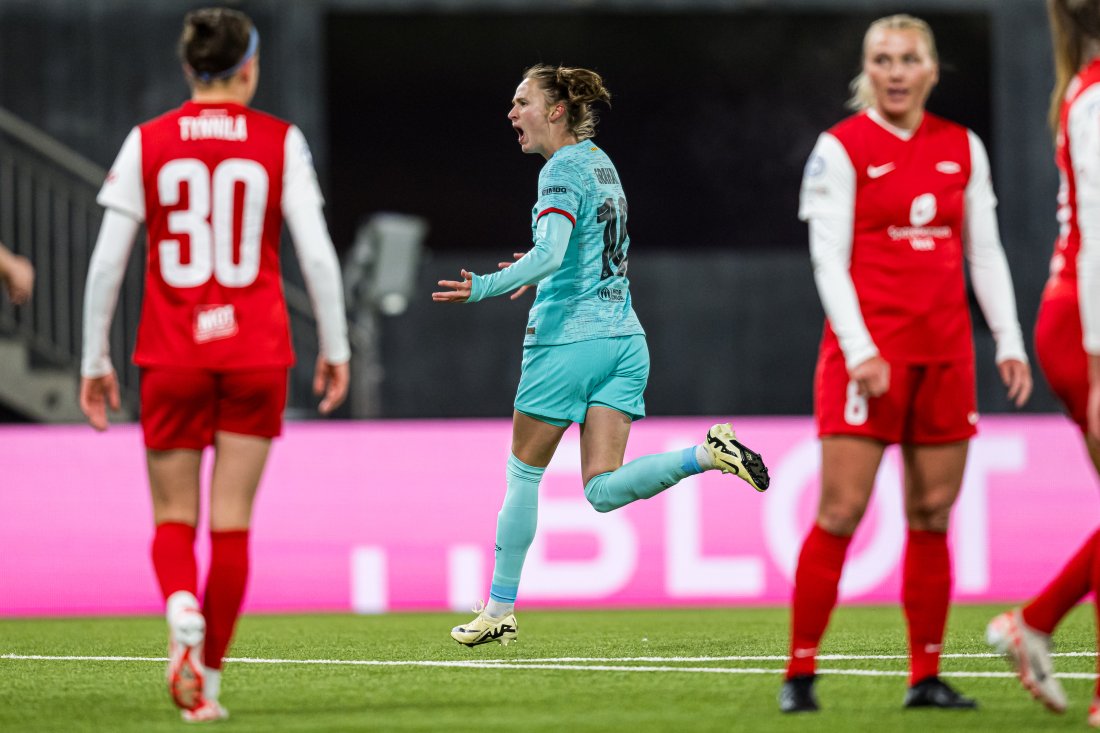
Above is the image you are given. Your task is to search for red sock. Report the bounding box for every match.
[787,524,852,679]
[203,530,250,671]
[903,529,950,685]
[1090,530,1100,698]
[1023,528,1100,634]
[151,522,198,601]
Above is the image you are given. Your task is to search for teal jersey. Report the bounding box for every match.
[524,140,644,346]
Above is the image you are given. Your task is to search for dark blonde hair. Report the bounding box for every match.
[847,14,939,111]
[178,7,255,83]
[1048,0,1100,135]
[523,64,611,140]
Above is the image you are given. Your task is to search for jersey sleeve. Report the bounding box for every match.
[800,133,879,369]
[282,125,325,213]
[962,130,1027,364]
[1069,86,1100,354]
[97,128,145,222]
[81,209,142,377]
[534,156,582,224]
[468,213,573,303]
[798,133,855,223]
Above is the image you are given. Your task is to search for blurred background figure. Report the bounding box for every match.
[0,242,33,304]
[781,14,1031,714]
[78,6,349,722]
[986,0,1100,726]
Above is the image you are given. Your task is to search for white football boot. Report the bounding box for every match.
[165,591,207,712]
[986,608,1067,713]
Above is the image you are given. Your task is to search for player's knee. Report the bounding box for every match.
[816,506,865,536]
[583,473,616,513]
[906,501,953,532]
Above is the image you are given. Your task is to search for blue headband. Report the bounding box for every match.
[186,26,259,83]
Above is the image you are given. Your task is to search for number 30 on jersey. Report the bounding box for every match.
[157,158,269,288]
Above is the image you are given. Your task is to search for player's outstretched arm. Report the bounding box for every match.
[79,372,121,431]
[498,253,533,300]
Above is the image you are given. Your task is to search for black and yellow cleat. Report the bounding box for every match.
[450,602,518,648]
[704,422,770,491]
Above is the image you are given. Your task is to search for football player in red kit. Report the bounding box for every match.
[986,1,1100,726]
[79,7,350,722]
[780,14,1032,713]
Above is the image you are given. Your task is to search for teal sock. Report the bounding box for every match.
[488,454,544,604]
[584,447,701,513]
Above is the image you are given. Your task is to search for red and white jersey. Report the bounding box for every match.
[801,109,1025,367]
[96,101,325,369]
[1051,58,1100,354]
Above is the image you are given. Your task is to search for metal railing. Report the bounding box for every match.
[0,106,325,416]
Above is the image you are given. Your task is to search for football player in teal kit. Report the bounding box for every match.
[434,64,769,647]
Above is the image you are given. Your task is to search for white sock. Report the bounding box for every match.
[485,599,514,618]
[165,591,204,646]
[694,444,715,471]
[203,667,221,702]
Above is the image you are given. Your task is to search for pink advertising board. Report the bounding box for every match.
[1,416,1097,616]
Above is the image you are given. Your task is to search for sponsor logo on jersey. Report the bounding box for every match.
[935,161,962,174]
[887,194,948,251]
[598,287,626,302]
[178,113,248,142]
[594,167,620,185]
[866,162,895,179]
[541,185,568,196]
[909,193,937,226]
[194,304,239,343]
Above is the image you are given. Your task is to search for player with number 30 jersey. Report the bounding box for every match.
[78,8,349,722]
[93,102,337,370]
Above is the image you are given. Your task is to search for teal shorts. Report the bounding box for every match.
[514,335,649,427]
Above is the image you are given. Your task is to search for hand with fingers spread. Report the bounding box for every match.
[997,358,1032,408]
[849,355,890,398]
[314,357,349,415]
[80,372,121,431]
[432,269,473,303]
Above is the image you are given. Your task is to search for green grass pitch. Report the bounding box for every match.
[0,604,1095,732]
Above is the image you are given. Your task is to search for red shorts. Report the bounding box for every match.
[815,345,978,444]
[1036,290,1089,432]
[140,367,288,450]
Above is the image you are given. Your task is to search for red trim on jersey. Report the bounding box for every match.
[537,207,576,225]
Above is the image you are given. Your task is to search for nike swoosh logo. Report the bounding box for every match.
[867,163,895,179]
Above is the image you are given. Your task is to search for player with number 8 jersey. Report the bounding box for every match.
[78,7,349,723]
[780,15,1031,715]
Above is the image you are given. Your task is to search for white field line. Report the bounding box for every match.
[2,652,1097,680]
